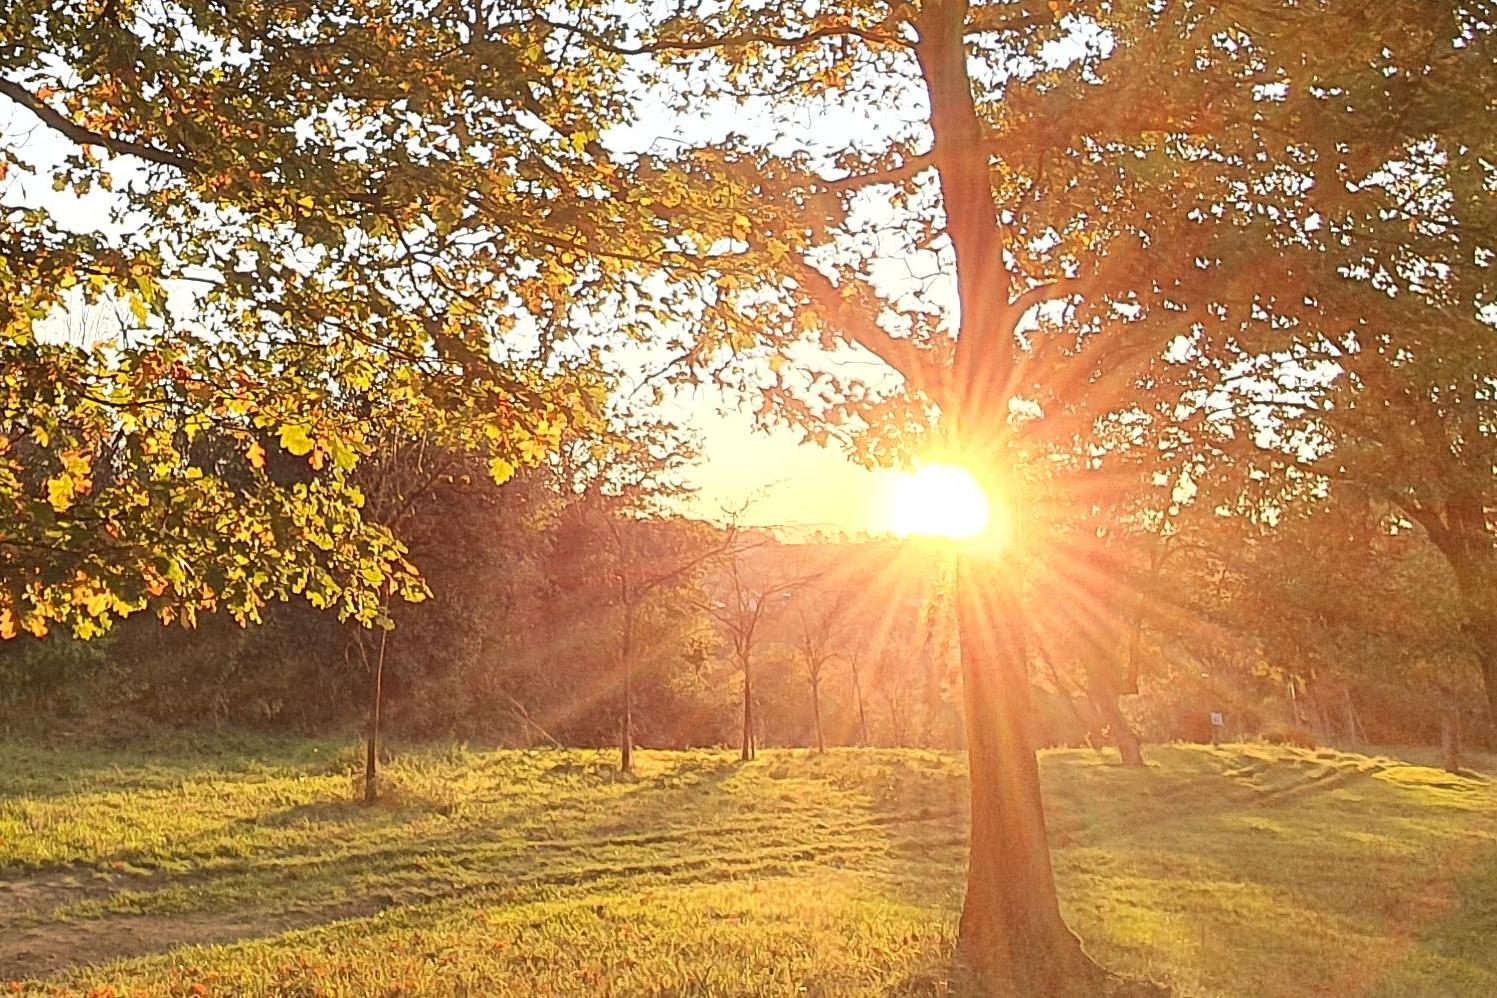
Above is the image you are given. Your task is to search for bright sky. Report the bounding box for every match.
[678,403,898,536]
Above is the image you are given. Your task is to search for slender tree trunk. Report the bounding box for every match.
[620,667,634,774]
[1341,689,1366,746]
[811,673,826,753]
[619,609,635,774]
[363,626,388,806]
[741,652,755,761]
[850,654,870,747]
[1096,691,1144,768]
[921,646,941,748]
[1039,649,1105,752]
[955,555,1098,993]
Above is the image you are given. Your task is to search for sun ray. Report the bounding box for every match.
[885,464,993,540]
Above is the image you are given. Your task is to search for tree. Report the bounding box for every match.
[603,510,727,773]
[343,424,487,804]
[792,584,853,753]
[1200,6,1497,724]
[698,541,810,762]
[548,417,726,772]
[519,2,1257,986]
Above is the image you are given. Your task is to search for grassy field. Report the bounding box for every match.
[1,736,1494,997]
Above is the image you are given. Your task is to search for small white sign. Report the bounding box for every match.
[1209,712,1224,727]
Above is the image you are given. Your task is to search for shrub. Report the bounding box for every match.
[1261,727,1316,749]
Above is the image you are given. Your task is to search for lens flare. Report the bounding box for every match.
[885,463,994,540]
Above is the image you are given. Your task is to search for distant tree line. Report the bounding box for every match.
[3,433,1488,765]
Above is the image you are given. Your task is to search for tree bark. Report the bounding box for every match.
[954,555,1098,993]
[911,1,1106,988]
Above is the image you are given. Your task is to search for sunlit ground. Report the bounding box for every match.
[2,736,1493,997]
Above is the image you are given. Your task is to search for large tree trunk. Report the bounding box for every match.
[1466,612,1497,725]
[911,1,1110,989]
[1086,664,1145,767]
[955,556,1099,993]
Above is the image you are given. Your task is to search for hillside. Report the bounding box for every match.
[1,739,1493,996]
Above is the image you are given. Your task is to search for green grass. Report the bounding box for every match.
[1,737,1494,996]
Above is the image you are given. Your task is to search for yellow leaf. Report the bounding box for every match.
[488,456,515,485]
[0,610,16,640]
[247,439,266,470]
[279,423,315,457]
[46,474,76,512]
[328,436,358,471]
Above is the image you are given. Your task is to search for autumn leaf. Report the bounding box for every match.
[278,423,315,457]
[328,436,358,471]
[488,456,516,485]
[46,474,76,512]
[247,439,266,469]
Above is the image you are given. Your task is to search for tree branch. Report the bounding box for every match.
[0,79,196,173]
[792,263,948,404]
[515,16,905,56]
[818,153,935,193]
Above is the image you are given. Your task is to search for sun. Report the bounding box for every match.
[885,463,995,541]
